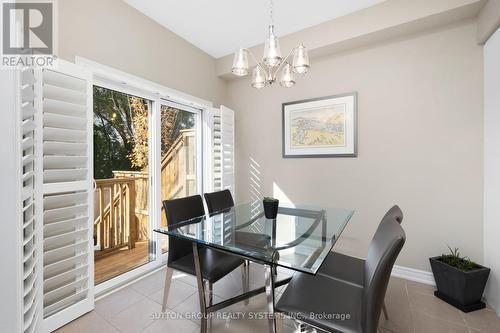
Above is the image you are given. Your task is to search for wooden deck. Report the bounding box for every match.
[93,130,196,285]
[94,240,150,285]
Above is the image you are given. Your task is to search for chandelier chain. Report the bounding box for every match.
[269,0,274,25]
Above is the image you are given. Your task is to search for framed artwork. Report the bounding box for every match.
[282,92,357,158]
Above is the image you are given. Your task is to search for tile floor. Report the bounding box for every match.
[57,263,500,333]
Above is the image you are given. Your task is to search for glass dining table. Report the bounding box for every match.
[154,201,354,333]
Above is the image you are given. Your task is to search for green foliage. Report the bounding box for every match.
[440,246,477,272]
[93,86,197,179]
[263,197,278,202]
[93,86,138,179]
[160,105,196,157]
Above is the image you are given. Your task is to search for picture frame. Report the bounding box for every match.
[282,92,357,158]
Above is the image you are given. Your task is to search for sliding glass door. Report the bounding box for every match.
[159,102,202,253]
[91,82,203,285]
[93,86,153,284]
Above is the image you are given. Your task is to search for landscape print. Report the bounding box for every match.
[290,104,346,148]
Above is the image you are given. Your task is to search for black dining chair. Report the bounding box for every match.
[161,195,246,312]
[276,217,406,333]
[317,205,403,320]
[204,190,272,249]
[203,189,234,214]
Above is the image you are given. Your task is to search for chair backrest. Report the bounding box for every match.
[204,189,234,214]
[382,205,403,224]
[162,195,205,263]
[362,217,406,333]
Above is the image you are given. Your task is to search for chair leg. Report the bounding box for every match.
[295,321,308,332]
[208,281,213,307]
[265,264,277,333]
[193,243,207,333]
[382,301,389,320]
[162,266,174,312]
[244,260,250,282]
[241,264,249,305]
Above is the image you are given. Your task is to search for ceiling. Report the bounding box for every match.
[124,0,385,58]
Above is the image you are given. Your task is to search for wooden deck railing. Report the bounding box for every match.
[94,129,196,257]
[94,178,136,256]
[160,130,196,228]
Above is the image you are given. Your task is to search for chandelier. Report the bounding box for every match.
[231,0,310,88]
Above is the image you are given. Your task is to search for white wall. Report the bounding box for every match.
[59,0,226,106]
[225,20,484,272]
[484,26,500,315]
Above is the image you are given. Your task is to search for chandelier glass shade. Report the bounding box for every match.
[231,49,249,77]
[231,0,310,89]
[292,43,310,74]
[263,25,282,67]
[280,63,295,88]
[252,66,267,89]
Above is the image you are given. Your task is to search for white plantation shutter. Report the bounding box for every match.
[21,67,40,333]
[208,106,235,243]
[220,106,235,244]
[0,62,92,333]
[0,68,40,333]
[212,106,235,195]
[36,62,94,331]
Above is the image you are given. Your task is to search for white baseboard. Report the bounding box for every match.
[334,249,436,286]
[391,265,436,286]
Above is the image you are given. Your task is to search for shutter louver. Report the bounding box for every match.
[21,67,40,333]
[40,66,94,326]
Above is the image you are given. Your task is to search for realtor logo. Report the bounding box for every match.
[2,2,53,54]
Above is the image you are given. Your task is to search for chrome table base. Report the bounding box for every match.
[162,243,291,333]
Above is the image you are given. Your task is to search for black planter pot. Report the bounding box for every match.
[429,256,490,312]
[263,200,279,219]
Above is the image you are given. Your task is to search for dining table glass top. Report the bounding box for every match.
[154,201,354,274]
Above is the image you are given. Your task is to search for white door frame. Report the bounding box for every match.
[77,58,212,295]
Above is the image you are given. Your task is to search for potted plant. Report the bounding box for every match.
[263,197,279,219]
[430,247,490,312]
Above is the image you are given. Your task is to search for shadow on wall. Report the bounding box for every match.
[248,156,294,203]
[244,155,363,258]
[249,157,262,202]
